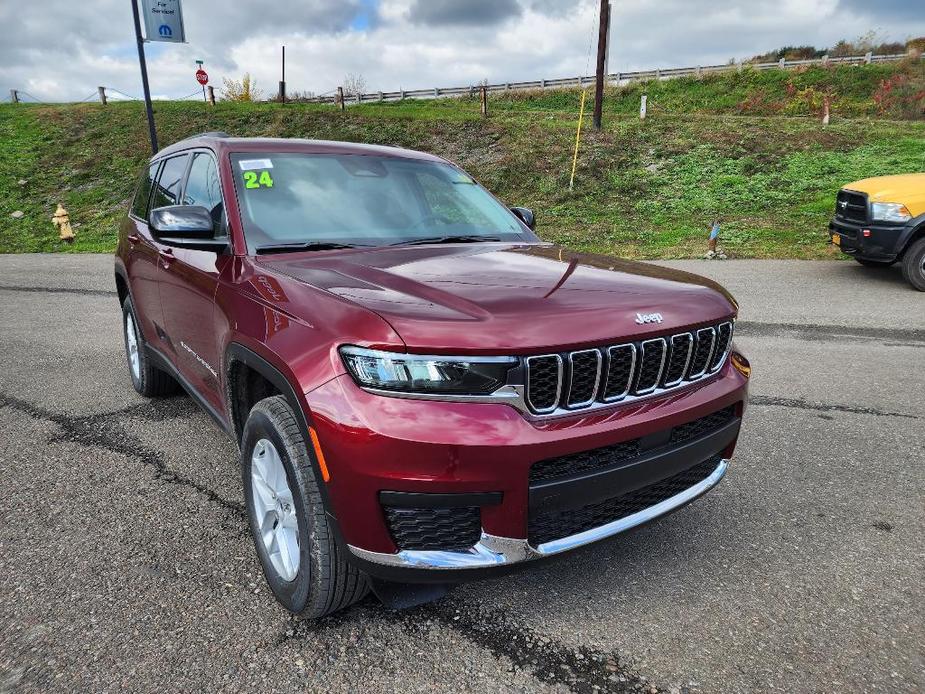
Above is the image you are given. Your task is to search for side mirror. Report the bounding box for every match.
[511,206,535,231]
[149,205,227,251]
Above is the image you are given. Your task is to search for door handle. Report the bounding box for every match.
[127,234,140,245]
[158,248,174,268]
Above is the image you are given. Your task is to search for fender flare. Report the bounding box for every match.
[223,342,342,529]
[898,213,925,255]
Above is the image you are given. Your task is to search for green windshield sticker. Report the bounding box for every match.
[243,170,274,189]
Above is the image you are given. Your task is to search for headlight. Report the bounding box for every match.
[871,202,912,223]
[340,347,517,395]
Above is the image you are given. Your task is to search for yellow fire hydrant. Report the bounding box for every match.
[52,203,75,243]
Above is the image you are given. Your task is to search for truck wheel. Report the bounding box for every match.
[122,297,178,396]
[901,237,925,291]
[241,395,368,617]
[854,257,893,268]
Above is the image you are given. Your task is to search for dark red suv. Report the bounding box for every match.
[115,133,751,617]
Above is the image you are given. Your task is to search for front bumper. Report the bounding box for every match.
[829,217,912,262]
[350,458,728,570]
[305,356,748,579]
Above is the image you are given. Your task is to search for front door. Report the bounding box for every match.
[157,151,230,412]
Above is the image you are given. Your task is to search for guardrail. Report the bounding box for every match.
[309,52,915,105]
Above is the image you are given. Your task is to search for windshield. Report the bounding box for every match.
[230,153,533,252]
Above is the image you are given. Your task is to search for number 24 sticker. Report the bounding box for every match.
[243,170,274,189]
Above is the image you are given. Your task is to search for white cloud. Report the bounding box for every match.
[2,0,921,102]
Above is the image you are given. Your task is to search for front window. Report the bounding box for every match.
[230,153,532,253]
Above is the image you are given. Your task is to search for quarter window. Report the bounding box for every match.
[151,154,189,209]
[130,163,159,219]
[182,153,225,236]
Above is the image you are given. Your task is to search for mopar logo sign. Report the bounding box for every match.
[142,0,186,43]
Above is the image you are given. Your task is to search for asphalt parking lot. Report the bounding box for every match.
[0,254,922,693]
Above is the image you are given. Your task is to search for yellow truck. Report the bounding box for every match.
[830,173,925,291]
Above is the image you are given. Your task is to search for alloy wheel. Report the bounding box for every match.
[251,438,301,582]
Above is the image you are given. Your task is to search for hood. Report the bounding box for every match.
[257,243,736,353]
[846,173,925,216]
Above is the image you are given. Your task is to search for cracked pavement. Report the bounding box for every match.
[0,254,922,693]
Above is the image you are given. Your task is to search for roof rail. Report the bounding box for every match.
[188,131,231,139]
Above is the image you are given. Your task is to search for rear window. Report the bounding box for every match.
[130,163,159,219]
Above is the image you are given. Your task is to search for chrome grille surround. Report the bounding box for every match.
[524,354,563,414]
[520,320,734,416]
[633,338,668,395]
[565,349,603,408]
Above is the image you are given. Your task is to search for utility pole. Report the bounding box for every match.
[279,45,286,103]
[592,0,610,130]
[130,0,158,153]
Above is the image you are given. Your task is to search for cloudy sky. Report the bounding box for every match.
[2,0,923,102]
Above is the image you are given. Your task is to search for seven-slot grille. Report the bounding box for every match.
[524,321,733,415]
[835,189,868,224]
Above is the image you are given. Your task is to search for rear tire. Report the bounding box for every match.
[241,395,369,618]
[122,297,178,397]
[901,238,925,291]
[854,257,893,268]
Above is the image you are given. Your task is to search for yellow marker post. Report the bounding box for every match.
[569,90,587,192]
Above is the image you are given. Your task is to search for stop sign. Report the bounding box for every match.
[195,69,208,85]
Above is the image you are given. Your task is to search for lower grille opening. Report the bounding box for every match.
[383,506,481,551]
[528,455,722,547]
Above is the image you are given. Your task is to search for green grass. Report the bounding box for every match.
[1,60,924,258]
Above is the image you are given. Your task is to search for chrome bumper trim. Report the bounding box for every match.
[348,459,728,570]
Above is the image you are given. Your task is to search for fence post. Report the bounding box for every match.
[639,94,647,119]
[480,85,488,118]
[540,78,546,88]
[9,89,18,104]
[822,95,830,126]
[97,86,107,105]
[654,68,660,80]
[337,86,345,111]
[433,87,439,98]
[207,86,215,105]
[821,53,829,66]
[378,91,383,102]
[779,57,786,69]
[864,51,872,64]
[696,65,702,79]
[399,88,405,100]
[278,80,286,103]
[355,91,360,105]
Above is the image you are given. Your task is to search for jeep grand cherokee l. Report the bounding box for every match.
[115,133,751,617]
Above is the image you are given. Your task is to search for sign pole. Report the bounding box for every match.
[131,0,158,154]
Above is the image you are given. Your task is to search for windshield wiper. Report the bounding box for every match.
[391,235,503,247]
[256,241,365,254]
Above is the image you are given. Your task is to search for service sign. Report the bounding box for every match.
[142,0,186,43]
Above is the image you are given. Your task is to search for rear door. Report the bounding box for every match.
[157,150,231,411]
[123,161,166,347]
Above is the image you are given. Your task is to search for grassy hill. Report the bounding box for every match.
[2,59,924,259]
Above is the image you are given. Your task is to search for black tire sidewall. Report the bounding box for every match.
[240,402,317,613]
[122,297,146,393]
[902,238,925,291]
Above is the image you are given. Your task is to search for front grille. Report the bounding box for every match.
[530,440,641,483]
[663,333,693,386]
[670,405,735,444]
[634,339,667,394]
[529,405,737,484]
[567,350,601,407]
[383,506,481,551]
[525,355,561,413]
[528,455,722,546]
[835,190,868,224]
[524,321,733,414]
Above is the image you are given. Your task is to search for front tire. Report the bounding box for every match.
[122,297,177,397]
[241,396,368,617]
[901,237,925,291]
